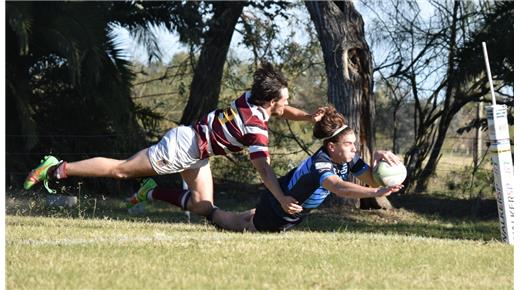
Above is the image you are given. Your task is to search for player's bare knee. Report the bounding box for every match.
[110,167,130,179]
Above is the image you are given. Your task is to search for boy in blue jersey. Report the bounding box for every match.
[211,105,403,232]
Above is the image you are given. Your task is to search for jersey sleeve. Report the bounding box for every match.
[349,154,369,177]
[244,133,269,160]
[314,161,337,186]
[248,145,269,159]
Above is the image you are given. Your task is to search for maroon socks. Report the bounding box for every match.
[151,187,191,210]
[48,161,68,180]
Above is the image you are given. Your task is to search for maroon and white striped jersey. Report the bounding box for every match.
[194,91,270,160]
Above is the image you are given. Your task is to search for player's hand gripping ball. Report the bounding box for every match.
[373,161,407,186]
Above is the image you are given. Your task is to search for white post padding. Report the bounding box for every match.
[486,105,514,244]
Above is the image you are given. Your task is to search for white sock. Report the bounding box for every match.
[147,190,154,201]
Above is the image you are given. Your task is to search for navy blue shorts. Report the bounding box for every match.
[252,193,302,232]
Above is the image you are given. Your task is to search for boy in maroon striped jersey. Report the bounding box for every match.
[24,61,324,220]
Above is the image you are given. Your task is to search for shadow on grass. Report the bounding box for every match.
[388,194,499,221]
[297,212,500,242]
[6,187,501,242]
[294,194,501,241]
[5,190,199,225]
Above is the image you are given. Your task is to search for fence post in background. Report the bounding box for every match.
[482,42,515,245]
[473,102,483,169]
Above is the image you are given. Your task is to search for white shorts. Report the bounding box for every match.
[147,126,209,175]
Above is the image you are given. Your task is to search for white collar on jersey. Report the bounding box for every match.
[245,90,269,121]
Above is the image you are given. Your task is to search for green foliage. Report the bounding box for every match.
[445,165,495,200]
[373,79,415,154]
[5,2,155,192]
[210,154,259,184]
[130,53,194,137]
[6,0,509,201]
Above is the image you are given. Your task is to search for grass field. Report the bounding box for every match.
[6,188,513,289]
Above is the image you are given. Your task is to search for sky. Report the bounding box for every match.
[109,0,444,102]
[110,1,436,66]
[110,24,183,65]
[110,3,313,65]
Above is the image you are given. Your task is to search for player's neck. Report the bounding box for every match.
[325,148,342,164]
[262,103,273,117]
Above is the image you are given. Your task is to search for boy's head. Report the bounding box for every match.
[249,61,289,107]
[313,105,357,163]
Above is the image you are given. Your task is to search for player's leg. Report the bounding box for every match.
[127,126,210,210]
[24,127,188,192]
[135,159,213,215]
[180,162,215,217]
[24,148,156,192]
[129,178,190,210]
[212,208,256,231]
[245,217,258,232]
[65,149,156,178]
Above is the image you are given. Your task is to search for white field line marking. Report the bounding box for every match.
[6,232,299,246]
[8,234,224,246]
[6,231,446,247]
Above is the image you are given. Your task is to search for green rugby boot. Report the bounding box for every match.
[23,155,61,193]
[126,178,158,209]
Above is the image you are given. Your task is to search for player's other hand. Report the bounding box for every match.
[372,150,401,167]
[279,195,303,214]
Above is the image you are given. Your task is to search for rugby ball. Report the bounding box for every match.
[373,161,407,186]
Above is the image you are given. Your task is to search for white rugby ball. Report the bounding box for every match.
[373,161,407,186]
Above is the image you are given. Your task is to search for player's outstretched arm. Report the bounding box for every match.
[323,175,402,199]
[281,106,325,122]
[250,157,303,215]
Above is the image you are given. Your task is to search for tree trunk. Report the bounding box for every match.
[391,98,403,154]
[180,2,245,125]
[306,1,391,209]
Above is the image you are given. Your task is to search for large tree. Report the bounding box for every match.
[365,0,513,193]
[178,1,291,125]
[179,2,245,125]
[306,1,390,209]
[413,1,513,192]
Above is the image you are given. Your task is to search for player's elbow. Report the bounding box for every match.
[255,165,270,179]
[251,158,270,175]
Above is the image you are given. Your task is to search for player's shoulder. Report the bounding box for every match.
[235,91,268,127]
[313,147,332,162]
[312,148,334,171]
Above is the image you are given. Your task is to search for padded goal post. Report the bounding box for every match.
[482,42,515,244]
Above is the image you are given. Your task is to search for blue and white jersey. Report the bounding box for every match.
[268,147,369,219]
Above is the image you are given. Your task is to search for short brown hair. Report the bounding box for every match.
[313,105,353,144]
[249,61,288,106]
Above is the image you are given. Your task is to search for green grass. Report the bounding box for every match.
[6,216,512,289]
[6,190,513,289]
